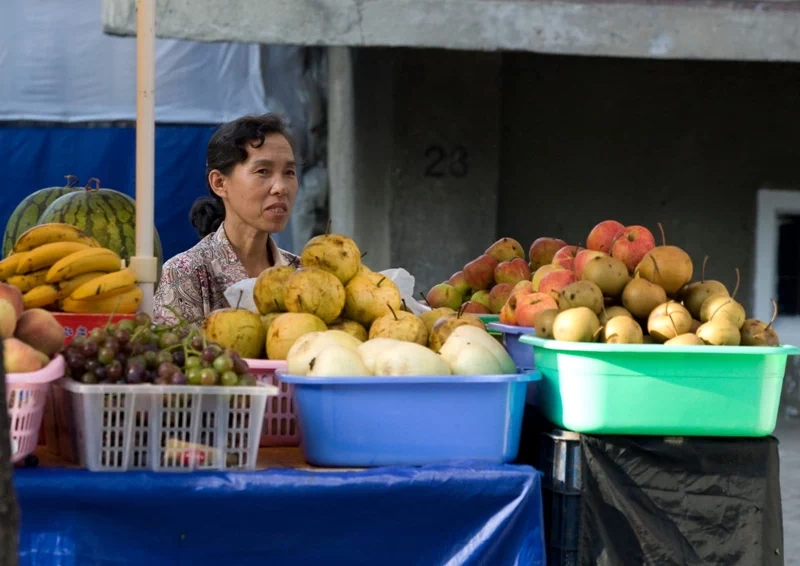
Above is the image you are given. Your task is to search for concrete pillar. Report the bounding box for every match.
[328,47,501,293]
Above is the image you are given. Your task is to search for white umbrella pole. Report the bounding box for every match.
[133,0,157,315]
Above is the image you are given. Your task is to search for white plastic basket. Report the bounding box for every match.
[55,378,277,472]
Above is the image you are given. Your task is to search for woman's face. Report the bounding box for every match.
[210,133,298,234]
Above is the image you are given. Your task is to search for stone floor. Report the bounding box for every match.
[776,418,800,565]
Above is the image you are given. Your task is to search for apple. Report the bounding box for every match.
[511,280,533,298]
[426,283,463,310]
[539,269,576,298]
[573,250,607,279]
[461,301,490,314]
[610,225,656,274]
[551,245,584,272]
[447,271,471,296]
[471,290,491,309]
[532,265,559,292]
[463,254,499,290]
[488,283,514,314]
[486,238,525,263]
[529,237,568,271]
[587,220,625,253]
[494,258,531,285]
[499,293,519,325]
[515,292,559,327]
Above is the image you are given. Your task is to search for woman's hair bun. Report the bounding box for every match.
[189,195,225,238]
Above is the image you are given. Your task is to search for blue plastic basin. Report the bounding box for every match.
[276,371,540,467]
[487,323,537,370]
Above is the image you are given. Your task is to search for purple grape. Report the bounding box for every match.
[85,359,101,373]
[232,356,249,375]
[134,312,152,327]
[170,372,188,386]
[126,366,143,384]
[115,329,131,345]
[98,347,115,366]
[143,350,158,369]
[158,362,177,380]
[107,360,123,380]
[94,365,108,382]
[115,352,127,364]
[81,341,98,357]
[190,336,204,351]
[103,337,120,353]
[172,350,186,368]
[202,347,220,364]
[89,328,106,343]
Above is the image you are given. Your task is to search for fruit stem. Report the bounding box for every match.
[657,222,666,246]
[649,254,661,276]
[768,298,778,330]
[325,219,332,235]
[103,296,123,330]
[64,174,79,188]
[361,252,368,259]
[377,276,386,288]
[701,255,709,283]
[86,178,101,192]
[593,326,604,340]
[401,298,408,311]
[235,289,244,310]
[273,299,280,310]
[387,303,399,321]
[710,299,732,321]
[667,312,678,336]
[732,267,741,300]
[457,303,466,319]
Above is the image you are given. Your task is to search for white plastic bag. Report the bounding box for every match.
[223,267,430,315]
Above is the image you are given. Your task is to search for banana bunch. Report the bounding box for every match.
[0,223,141,313]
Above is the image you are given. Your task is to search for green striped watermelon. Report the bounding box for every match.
[2,175,81,257]
[37,180,163,273]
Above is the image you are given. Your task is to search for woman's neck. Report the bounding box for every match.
[223,217,272,278]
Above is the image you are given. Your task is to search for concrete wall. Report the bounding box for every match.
[499,54,800,314]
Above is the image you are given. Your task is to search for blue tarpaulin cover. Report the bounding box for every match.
[14,462,545,565]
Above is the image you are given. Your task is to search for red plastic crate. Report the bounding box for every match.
[245,359,299,447]
[52,313,136,346]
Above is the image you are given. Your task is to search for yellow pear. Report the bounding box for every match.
[204,308,266,359]
[440,325,516,374]
[266,312,327,360]
[368,306,428,345]
[308,345,371,377]
[286,330,363,375]
[428,312,486,353]
[253,265,296,314]
[300,233,361,284]
[420,307,456,334]
[373,341,451,376]
[284,267,346,324]
[344,272,402,327]
[358,338,404,373]
[327,319,369,342]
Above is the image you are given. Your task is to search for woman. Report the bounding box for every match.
[154,114,301,325]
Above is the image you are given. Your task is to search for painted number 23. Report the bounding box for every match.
[424,145,468,178]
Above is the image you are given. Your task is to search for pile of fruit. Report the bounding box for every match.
[62,310,257,386]
[0,223,142,313]
[424,238,531,315]
[491,220,780,346]
[203,232,498,364]
[0,284,65,373]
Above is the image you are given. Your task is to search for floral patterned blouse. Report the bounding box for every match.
[153,225,300,326]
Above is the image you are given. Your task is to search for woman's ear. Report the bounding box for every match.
[208,170,227,199]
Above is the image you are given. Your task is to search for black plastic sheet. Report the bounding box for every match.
[579,435,783,566]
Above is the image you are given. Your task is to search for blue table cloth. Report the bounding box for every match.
[15,462,545,565]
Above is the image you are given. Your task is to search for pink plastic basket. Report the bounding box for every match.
[7,355,65,463]
[245,359,299,447]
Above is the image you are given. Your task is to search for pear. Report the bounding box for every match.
[419,307,456,334]
[441,325,516,374]
[599,306,633,326]
[204,308,266,359]
[633,224,693,296]
[428,309,486,353]
[373,341,451,376]
[369,305,428,345]
[285,267,346,324]
[308,345,371,377]
[557,281,604,314]
[603,316,643,344]
[327,319,369,342]
[690,318,702,333]
[300,233,361,285]
[266,312,328,360]
[581,255,630,298]
[681,256,729,319]
[647,301,692,343]
[621,277,667,319]
[700,296,745,330]
[740,299,780,346]
[552,307,601,343]
[253,265,296,314]
[440,341,503,375]
[696,319,741,346]
[344,272,402,327]
[0,299,17,340]
[261,312,282,336]
[286,330,364,375]
[664,333,705,346]
[534,309,560,339]
[358,338,405,373]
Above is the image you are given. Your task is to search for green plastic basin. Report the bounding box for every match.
[519,335,800,437]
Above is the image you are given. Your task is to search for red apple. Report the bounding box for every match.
[539,269,577,298]
[494,258,531,285]
[610,226,656,274]
[488,283,514,314]
[515,292,559,327]
[551,245,584,272]
[0,283,23,319]
[532,265,558,292]
[462,301,490,314]
[447,271,470,296]
[499,293,519,325]
[587,220,625,253]
[470,290,491,309]
[528,237,568,271]
[463,254,499,290]
[573,250,608,279]
[486,238,525,263]
[511,280,533,298]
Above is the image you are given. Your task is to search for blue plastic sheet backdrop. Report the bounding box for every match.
[0,125,216,262]
[15,463,545,565]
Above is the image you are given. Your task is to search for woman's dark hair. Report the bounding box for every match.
[189,113,296,238]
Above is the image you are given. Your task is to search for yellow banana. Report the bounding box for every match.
[0,255,19,281]
[15,241,92,274]
[62,286,142,314]
[70,268,137,300]
[13,223,99,253]
[7,269,49,293]
[23,285,60,309]
[57,271,111,299]
[46,248,122,284]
